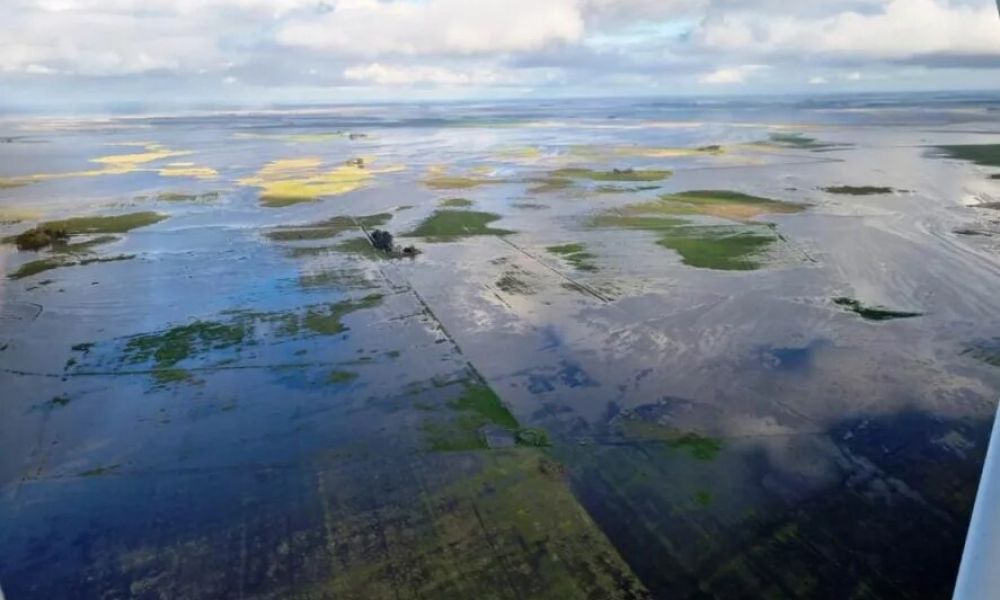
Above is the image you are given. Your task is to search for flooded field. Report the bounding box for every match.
[2,95,1000,599]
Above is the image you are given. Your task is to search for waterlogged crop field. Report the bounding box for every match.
[2,97,1000,599]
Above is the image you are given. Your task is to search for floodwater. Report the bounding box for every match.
[2,94,999,599]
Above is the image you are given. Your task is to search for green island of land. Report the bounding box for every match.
[551,167,673,183]
[759,132,847,151]
[7,212,167,251]
[438,197,475,208]
[547,243,599,272]
[823,186,895,196]
[833,297,923,322]
[935,144,1000,168]
[589,190,804,271]
[404,210,514,241]
[266,213,392,241]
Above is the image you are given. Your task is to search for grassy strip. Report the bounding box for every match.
[405,210,514,241]
[547,243,598,272]
[552,167,672,182]
[823,186,895,196]
[833,297,922,321]
[266,213,391,241]
[935,144,1000,168]
[9,254,134,280]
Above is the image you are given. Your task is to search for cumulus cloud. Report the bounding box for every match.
[0,0,997,105]
[343,62,511,86]
[696,0,1000,62]
[277,0,586,57]
[0,1,237,75]
[700,64,767,84]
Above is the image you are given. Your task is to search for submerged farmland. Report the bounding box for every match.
[1,97,999,600]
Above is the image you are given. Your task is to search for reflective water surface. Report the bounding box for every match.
[2,95,999,599]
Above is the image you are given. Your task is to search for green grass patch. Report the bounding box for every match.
[547,243,598,272]
[155,192,220,202]
[624,190,805,220]
[405,210,514,241]
[327,370,359,385]
[425,177,489,190]
[80,464,120,477]
[39,212,167,235]
[259,195,312,208]
[822,186,895,196]
[761,132,845,151]
[424,172,500,190]
[303,294,383,335]
[152,368,194,385]
[6,212,165,251]
[9,253,136,278]
[527,176,575,194]
[496,272,535,295]
[124,320,250,369]
[77,254,134,266]
[596,185,661,194]
[7,221,126,277]
[86,298,385,385]
[267,213,392,241]
[450,383,519,430]
[439,198,474,208]
[8,257,70,280]
[591,214,687,231]
[695,490,713,507]
[52,235,119,254]
[668,432,723,461]
[268,227,348,242]
[833,297,922,322]
[592,214,777,271]
[423,418,488,452]
[299,268,374,290]
[588,191,800,270]
[618,420,723,460]
[962,339,1000,367]
[12,228,67,250]
[658,228,776,271]
[552,167,672,182]
[935,144,1000,168]
[424,381,521,452]
[515,427,551,448]
[333,236,386,259]
[283,246,336,258]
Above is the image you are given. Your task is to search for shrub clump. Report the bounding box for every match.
[14,227,68,251]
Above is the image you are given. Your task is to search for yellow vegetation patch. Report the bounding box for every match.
[612,145,724,158]
[569,145,724,160]
[496,146,543,161]
[158,163,218,179]
[0,143,208,187]
[233,132,348,143]
[422,165,502,190]
[89,144,193,174]
[0,208,42,223]
[239,157,403,207]
[621,190,806,222]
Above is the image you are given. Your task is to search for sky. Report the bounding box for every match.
[1,0,999,113]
